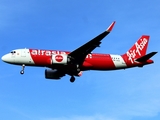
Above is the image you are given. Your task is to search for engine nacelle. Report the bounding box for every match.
[45,69,64,79]
[52,54,69,64]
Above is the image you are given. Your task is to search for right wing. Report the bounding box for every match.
[68,21,115,65]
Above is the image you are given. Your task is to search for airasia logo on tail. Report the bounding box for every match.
[55,55,63,62]
[135,38,148,56]
[127,37,148,63]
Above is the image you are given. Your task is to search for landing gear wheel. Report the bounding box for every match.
[20,70,24,74]
[70,76,75,83]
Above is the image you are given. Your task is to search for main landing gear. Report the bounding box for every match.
[70,76,75,83]
[20,64,25,74]
[69,65,80,83]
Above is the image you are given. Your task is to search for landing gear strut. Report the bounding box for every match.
[20,64,25,74]
[70,76,75,83]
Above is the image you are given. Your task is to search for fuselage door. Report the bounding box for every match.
[21,49,26,57]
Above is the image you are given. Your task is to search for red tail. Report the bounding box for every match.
[124,35,149,64]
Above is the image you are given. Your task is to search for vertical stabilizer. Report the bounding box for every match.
[125,35,150,64]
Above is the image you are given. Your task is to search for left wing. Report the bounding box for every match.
[68,21,115,65]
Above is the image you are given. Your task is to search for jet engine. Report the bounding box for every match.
[45,69,65,79]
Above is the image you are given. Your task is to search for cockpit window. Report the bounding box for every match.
[11,51,16,53]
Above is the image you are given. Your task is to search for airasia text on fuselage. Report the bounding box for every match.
[30,49,92,58]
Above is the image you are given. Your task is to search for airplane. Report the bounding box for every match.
[1,21,157,82]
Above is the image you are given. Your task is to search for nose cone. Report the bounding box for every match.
[2,55,7,61]
[1,54,11,63]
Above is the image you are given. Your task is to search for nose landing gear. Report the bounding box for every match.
[20,64,25,74]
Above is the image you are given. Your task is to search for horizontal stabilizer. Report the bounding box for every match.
[135,52,157,62]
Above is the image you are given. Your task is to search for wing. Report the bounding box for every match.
[68,21,115,65]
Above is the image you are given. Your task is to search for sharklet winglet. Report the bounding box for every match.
[106,21,116,32]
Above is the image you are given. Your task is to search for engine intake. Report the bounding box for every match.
[45,69,65,79]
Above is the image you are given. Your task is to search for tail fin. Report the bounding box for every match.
[125,35,150,63]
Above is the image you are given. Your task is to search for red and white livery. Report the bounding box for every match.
[1,22,157,82]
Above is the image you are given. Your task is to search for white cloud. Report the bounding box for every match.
[41,115,117,120]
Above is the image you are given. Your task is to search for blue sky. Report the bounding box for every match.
[0,0,160,120]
